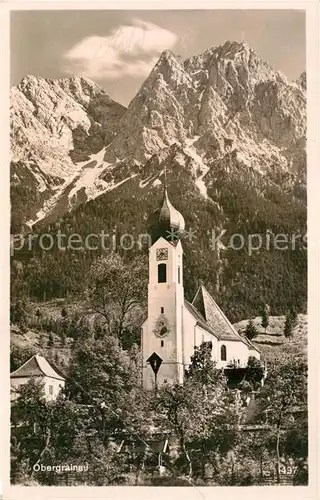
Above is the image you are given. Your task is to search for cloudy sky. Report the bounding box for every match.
[11,10,305,106]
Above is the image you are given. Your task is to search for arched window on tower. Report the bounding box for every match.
[221,344,227,361]
[158,263,167,283]
[178,266,181,284]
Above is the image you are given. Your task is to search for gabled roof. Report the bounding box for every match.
[184,300,217,337]
[10,354,65,381]
[246,337,261,354]
[117,438,169,454]
[190,285,255,348]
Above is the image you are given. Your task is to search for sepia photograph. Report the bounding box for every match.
[7,5,312,491]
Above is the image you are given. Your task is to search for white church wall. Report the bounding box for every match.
[182,307,219,368]
[182,308,197,366]
[216,340,249,368]
[143,361,184,391]
[248,347,261,360]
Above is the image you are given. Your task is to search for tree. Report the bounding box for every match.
[47,332,54,347]
[67,333,141,412]
[61,307,68,318]
[60,332,67,347]
[289,308,298,328]
[284,309,298,338]
[245,356,265,389]
[11,380,90,484]
[186,341,223,387]
[244,319,258,340]
[10,299,28,332]
[155,342,244,481]
[35,308,42,320]
[11,379,49,482]
[86,253,148,340]
[261,304,270,333]
[258,358,307,484]
[235,430,274,485]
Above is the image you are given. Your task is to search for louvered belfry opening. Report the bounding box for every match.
[158,263,167,283]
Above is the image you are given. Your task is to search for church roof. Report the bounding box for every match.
[148,187,185,244]
[159,188,185,233]
[184,300,217,336]
[190,285,255,347]
[10,354,65,381]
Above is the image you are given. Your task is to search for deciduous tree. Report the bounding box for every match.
[258,358,307,483]
[86,253,148,340]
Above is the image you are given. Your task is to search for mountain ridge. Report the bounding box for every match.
[11,40,306,232]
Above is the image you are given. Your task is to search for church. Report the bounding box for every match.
[141,186,260,391]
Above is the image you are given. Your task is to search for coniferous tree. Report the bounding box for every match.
[290,308,298,329]
[47,332,54,347]
[10,300,28,332]
[284,309,298,338]
[244,319,258,340]
[261,304,270,333]
[60,332,67,347]
[61,307,68,318]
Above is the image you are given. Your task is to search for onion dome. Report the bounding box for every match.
[148,187,185,244]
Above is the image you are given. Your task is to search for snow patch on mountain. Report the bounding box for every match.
[182,144,210,198]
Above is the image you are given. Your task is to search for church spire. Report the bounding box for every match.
[148,175,185,244]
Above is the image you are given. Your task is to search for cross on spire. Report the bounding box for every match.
[164,165,167,188]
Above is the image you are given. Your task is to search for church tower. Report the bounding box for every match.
[142,187,185,391]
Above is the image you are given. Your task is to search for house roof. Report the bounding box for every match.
[117,438,169,454]
[10,354,65,381]
[189,285,258,350]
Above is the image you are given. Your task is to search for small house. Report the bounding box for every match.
[10,353,65,401]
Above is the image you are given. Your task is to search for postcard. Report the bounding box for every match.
[1,2,319,499]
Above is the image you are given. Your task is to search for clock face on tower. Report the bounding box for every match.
[156,248,168,261]
[153,316,170,338]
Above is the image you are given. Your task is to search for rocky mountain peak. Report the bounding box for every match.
[296,71,306,90]
[107,48,197,162]
[10,75,126,229]
[157,48,182,64]
[11,42,306,230]
[219,40,252,56]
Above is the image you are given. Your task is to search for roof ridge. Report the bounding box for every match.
[189,287,259,352]
[191,285,203,304]
[184,299,219,339]
[10,353,65,380]
[185,298,206,321]
[34,353,53,377]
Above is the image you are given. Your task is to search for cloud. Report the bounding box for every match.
[62,19,178,80]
